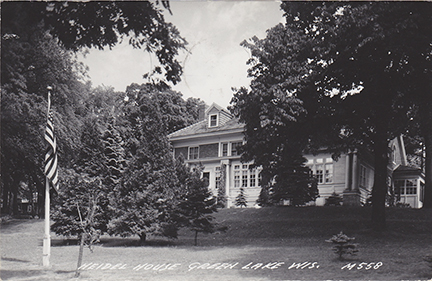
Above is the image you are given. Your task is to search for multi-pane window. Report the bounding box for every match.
[395,179,417,195]
[222,143,228,156]
[234,165,240,187]
[219,142,244,157]
[233,165,262,188]
[242,165,248,187]
[209,114,218,127]
[308,157,333,184]
[250,168,256,187]
[406,187,417,194]
[215,167,221,189]
[231,142,242,156]
[406,179,417,194]
[316,164,324,183]
[325,163,333,183]
[188,146,199,159]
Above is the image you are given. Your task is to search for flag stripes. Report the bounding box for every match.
[44,93,59,191]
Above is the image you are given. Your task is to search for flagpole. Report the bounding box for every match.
[43,87,52,267]
[43,176,51,267]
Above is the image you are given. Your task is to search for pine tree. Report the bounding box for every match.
[326,232,359,260]
[101,119,127,186]
[107,90,182,243]
[176,166,218,246]
[235,188,248,208]
[325,192,343,207]
[256,186,271,207]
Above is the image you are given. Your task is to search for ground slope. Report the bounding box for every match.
[1,206,431,280]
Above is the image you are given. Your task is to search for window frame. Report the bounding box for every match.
[221,142,228,157]
[316,164,324,184]
[209,114,218,127]
[188,146,199,160]
[250,168,256,187]
[215,167,221,189]
[231,142,243,156]
[242,165,248,187]
[234,165,240,187]
[308,157,333,184]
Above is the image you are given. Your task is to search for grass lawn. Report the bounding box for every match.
[1,206,431,280]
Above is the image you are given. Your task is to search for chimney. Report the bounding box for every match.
[198,104,206,121]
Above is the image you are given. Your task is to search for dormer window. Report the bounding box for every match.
[209,114,218,127]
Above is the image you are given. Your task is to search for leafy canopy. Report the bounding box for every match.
[1,1,187,84]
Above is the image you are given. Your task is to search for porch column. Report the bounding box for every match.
[221,159,231,208]
[352,150,359,191]
[225,163,230,207]
[345,153,352,191]
[343,150,361,206]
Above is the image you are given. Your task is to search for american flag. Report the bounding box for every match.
[44,91,59,191]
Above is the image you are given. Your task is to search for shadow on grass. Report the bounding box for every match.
[100,237,177,247]
[0,270,44,280]
[51,238,80,246]
[55,270,75,274]
[330,256,359,263]
[51,237,178,247]
[0,218,41,234]
[1,257,30,263]
[48,207,432,250]
[0,269,75,280]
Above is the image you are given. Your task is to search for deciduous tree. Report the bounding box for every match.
[231,1,431,230]
[1,1,187,84]
[229,22,326,208]
[1,0,189,215]
[1,30,88,215]
[281,1,432,220]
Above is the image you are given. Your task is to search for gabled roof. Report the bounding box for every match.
[395,165,420,171]
[393,165,425,179]
[205,102,232,116]
[168,117,243,139]
[394,165,422,172]
[168,103,242,140]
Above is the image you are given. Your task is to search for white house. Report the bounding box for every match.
[168,103,425,208]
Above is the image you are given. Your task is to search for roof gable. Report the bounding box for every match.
[168,117,243,139]
[205,103,231,116]
[389,136,408,167]
[168,103,243,140]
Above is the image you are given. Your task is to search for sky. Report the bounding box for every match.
[78,1,284,108]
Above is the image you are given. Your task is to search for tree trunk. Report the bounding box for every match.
[417,71,432,208]
[75,233,86,278]
[194,231,199,246]
[371,125,389,231]
[33,174,44,217]
[139,232,146,245]
[38,189,44,217]
[11,186,19,216]
[422,132,432,208]
[2,182,10,215]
